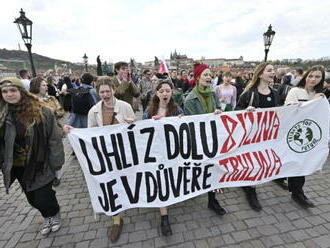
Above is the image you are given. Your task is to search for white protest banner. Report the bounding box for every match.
[68,97,330,216]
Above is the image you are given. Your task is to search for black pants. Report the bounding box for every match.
[242,186,255,191]
[208,191,216,202]
[288,176,305,194]
[11,167,60,218]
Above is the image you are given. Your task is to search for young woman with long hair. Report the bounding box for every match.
[30,76,65,123]
[0,77,65,236]
[236,62,280,212]
[143,80,184,236]
[184,63,226,216]
[30,76,65,186]
[284,65,326,208]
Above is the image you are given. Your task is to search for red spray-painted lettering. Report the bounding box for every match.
[220,111,280,154]
[218,149,282,182]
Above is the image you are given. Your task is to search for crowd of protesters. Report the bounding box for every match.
[0,60,329,242]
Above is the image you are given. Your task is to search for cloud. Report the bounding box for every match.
[1,0,329,64]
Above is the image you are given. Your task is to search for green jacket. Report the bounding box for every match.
[184,90,221,116]
[0,107,64,193]
[113,77,140,107]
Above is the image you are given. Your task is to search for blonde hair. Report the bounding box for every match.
[243,62,271,93]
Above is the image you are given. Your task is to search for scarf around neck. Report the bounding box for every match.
[193,85,215,113]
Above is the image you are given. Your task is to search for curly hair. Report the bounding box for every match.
[3,87,44,126]
[146,81,179,117]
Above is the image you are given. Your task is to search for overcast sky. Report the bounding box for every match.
[1,0,329,64]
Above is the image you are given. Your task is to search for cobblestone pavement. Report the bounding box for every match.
[1,111,330,248]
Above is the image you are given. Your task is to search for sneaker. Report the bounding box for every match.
[40,218,52,236]
[50,212,61,232]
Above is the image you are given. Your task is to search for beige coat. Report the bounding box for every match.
[87,98,135,127]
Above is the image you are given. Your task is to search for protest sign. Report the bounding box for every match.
[68,97,330,216]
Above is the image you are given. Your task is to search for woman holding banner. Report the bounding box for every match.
[184,63,227,216]
[88,76,135,242]
[143,79,184,236]
[284,65,326,208]
[236,62,280,211]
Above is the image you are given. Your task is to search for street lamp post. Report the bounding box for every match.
[263,24,276,62]
[83,53,88,72]
[14,9,36,77]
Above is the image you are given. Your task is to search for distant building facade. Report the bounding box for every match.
[143,52,247,72]
[201,56,244,67]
